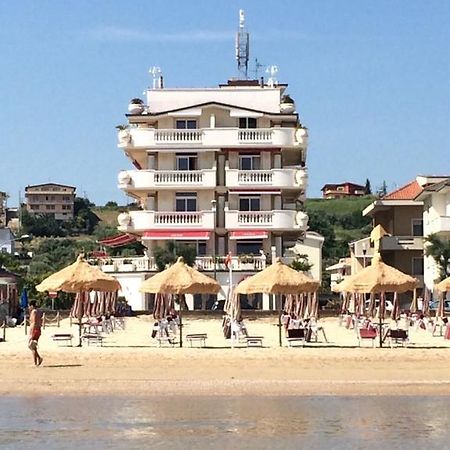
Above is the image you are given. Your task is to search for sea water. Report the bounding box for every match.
[0,395,449,449]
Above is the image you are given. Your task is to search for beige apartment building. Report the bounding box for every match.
[25,183,76,221]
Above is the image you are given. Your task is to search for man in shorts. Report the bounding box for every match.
[28,300,43,366]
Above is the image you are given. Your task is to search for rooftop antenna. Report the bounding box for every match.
[252,58,264,79]
[266,65,279,87]
[149,66,163,89]
[235,9,250,79]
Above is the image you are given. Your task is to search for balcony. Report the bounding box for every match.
[117,210,215,233]
[118,169,216,191]
[99,255,267,273]
[118,127,300,149]
[225,209,306,231]
[226,167,307,190]
[380,236,424,251]
[427,216,450,234]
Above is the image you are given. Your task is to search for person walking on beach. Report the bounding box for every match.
[28,300,43,366]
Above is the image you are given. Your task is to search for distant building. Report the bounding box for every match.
[326,257,352,289]
[321,182,367,199]
[0,191,7,228]
[25,183,76,221]
[0,228,15,254]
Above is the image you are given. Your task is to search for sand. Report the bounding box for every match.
[1,315,450,396]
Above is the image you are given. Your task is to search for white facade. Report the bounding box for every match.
[106,75,320,311]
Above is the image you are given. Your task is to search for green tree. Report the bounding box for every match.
[289,254,313,272]
[365,178,372,195]
[153,241,197,271]
[424,234,450,280]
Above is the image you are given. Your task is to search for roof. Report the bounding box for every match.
[421,178,450,193]
[25,183,76,190]
[383,180,423,200]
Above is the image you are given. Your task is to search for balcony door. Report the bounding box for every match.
[239,117,257,129]
[176,153,198,171]
[239,196,260,211]
[176,192,197,212]
[239,154,260,170]
[176,119,197,129]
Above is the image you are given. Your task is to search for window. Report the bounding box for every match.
[176,192,197,212]
[239,117,257,129]
[412,219,423,237]
[412,257,424,276]
[239,154,260,170]
[176,154,197,170]
[176,119,197,129]
[236,240,263,255]
[239,196,260,211]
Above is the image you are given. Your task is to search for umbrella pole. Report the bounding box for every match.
[179,294,183,348]
[278,295,282,347]
[379,291,384,348]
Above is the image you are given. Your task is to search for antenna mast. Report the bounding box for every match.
[235,9,249,79]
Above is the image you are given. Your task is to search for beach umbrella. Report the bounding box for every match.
[20,288,28,309]
[436,292,446,319]
[235,258,319,346]
[390,292,400,321]
[436,276,450,293]
[140,257,220,347]
[410,289,418,313]
[423,287,431,317]
[36,255,121,346]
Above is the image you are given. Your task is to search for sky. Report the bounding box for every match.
[1,0,449,206]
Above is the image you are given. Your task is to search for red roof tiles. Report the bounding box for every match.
[383,180,423,200]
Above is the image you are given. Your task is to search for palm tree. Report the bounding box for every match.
[424,234,450,280]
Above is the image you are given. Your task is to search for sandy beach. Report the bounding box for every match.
[2,315,450,397]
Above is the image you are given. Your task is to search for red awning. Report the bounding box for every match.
[229,230,268,240]
[98,234,137,248]
[142,230,210,240]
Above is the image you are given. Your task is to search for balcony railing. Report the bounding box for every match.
[118,169,216,190]
[380,236,424,251]
[118,210,215,232]
[118,127,299,149]
[98,255,267,273]
[226,167,308,189]
[225,209,305,231]
[427,216,450,234]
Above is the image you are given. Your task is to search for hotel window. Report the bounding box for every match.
[239,154,260,170]
[239,196,260,211]
[236,240,263,255]
[176,192,197,212]
[176,154,198,170]
[412,219,423,237]
[412,257,424,276]
[176,119,197,129]
[239,117,257,128]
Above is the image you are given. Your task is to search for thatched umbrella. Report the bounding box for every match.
[140,257,220,347]
[235,258,320,346]
[436,276,450,294]
[333,253,418,347]
[36,255,121,346]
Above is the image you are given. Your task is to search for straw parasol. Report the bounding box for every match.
[36,255,121,346]
[140,257,220,346]
[436,276,450,293]
[235,258,320,295]
[235,258,320,346]
[332,254,418,295]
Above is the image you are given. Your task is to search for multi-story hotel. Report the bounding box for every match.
[103,12,320,310]
[25,183,76,221]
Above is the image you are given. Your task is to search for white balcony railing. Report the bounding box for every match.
[118,169,216,190]
[99,255,267,273]
[380,236,424,251]
[225,209,306,231]
[427,216,450,234]
[118,210,215,232]
[118,127,300,149]
[226,167,308,189]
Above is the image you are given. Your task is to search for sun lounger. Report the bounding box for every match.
[245,336,264,347]
[52,333,73,346]
[386,329,409,347]
[358,327,377,347]
[82,333,104,347]
[286,328,306,347]
[186,333,207,347]
[156,336,176,347]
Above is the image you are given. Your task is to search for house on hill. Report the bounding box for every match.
[321,182,366,199]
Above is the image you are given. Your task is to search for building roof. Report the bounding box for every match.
[421,178,450,193]
[383,180,423,200]
[25,183,76,191]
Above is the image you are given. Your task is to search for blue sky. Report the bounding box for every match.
[1,0,449,206]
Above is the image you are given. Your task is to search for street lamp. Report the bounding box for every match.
[211,199,217,280]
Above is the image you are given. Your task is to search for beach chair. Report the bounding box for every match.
[387,329,409,348]
[286,328,306,347]
[245,336,264,347]
[186,333,207,347]
[358,327,377,347]
[52,333,73,346]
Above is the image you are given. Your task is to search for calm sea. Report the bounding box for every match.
[0,395,449,450]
